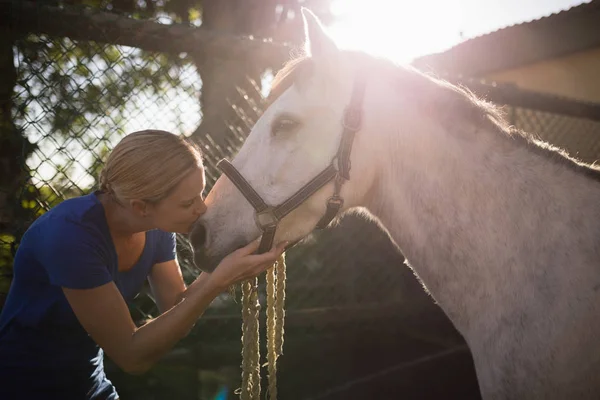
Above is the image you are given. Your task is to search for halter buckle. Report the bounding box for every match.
[255,207,279,230]
[327,196,344,208]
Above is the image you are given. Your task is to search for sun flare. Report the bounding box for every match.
[328,0,465,64]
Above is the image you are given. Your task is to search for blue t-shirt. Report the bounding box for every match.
[0,192,177,399]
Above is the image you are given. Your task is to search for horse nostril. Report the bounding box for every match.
[189,222,207,250]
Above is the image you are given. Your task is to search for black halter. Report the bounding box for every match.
[217,73,367,254]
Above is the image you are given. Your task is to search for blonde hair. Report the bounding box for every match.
[99,130,203,203]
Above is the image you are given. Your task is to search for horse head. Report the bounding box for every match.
[189,9,389,271]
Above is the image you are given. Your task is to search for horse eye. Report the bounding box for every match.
[271,118,299,136]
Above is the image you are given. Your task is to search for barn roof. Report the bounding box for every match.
[412,1,600,76]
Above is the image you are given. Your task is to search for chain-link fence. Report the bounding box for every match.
[3,6,600,400]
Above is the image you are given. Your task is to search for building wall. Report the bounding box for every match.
[485,47,600,103]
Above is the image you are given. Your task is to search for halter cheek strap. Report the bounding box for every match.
[217,72,367,254]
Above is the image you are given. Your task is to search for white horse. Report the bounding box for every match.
[190,9,600,400]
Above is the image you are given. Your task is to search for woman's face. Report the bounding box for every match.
[149,166,207,234]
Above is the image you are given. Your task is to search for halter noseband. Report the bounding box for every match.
[217,72,367,254]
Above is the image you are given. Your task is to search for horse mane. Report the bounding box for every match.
[267,55,314,105]
[267,51,600,183]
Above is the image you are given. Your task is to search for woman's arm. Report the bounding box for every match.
[148,259,220,313]
[147,260,187,313]
[63,275,218,375]
[62,239,286,375]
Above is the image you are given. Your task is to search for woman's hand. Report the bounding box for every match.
[206,239,288,291]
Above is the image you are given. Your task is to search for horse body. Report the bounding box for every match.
[190,9,600,399]
[365,107,600,398]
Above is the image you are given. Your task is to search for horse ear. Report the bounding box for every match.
[301,7,338,58]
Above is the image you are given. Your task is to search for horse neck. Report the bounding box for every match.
[361,116,600,337]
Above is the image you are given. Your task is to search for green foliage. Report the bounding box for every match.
[15,35,196,141]
[0,234,16,293]
[53,0,203,24]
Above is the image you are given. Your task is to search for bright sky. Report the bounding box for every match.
[327,0,590,63]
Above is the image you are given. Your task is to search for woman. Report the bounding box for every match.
[0,130,286,399]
